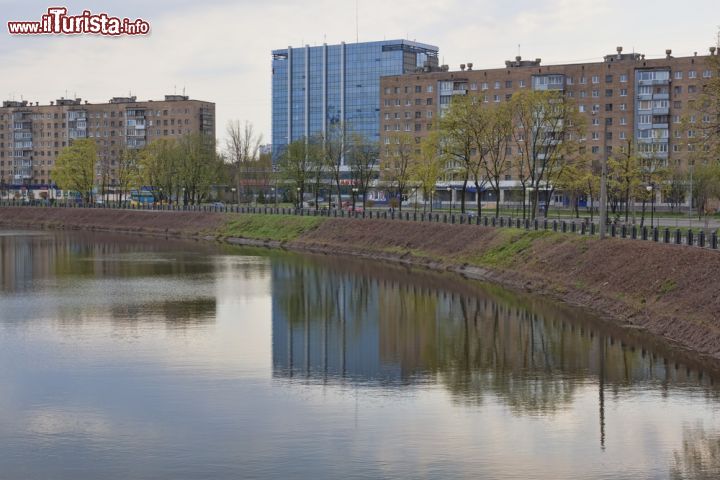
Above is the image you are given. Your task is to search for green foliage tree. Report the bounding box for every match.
[348,134,380,209]
[509,90,583,219]
[279,138,313,208]
[439,95,482,214]
[381,132,417,212]
[52,138,97,203]
[410,130,444,213]
[481,102,514,217]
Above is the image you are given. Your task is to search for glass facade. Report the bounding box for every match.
[271,40,439,163]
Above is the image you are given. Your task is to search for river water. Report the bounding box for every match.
[0,230,719,479]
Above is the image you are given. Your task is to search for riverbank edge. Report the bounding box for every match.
[2,207,719,364]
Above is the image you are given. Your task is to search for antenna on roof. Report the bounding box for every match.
[183,86,186,96]
[518,43,521,57]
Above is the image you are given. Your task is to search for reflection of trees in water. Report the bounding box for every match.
[670,424,720,479]
[1,232,226,293]
[272,257,720,415]
[51,298,217,330]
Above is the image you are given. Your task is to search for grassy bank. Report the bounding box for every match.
[218,215,326,242]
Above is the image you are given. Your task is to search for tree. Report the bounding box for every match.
[226,120,262,204]
[319,123,348,209]
[481,103,514,217]
[52,138,97,203]
[509,90,582,219]
[178,133,222,205]
[279,138,312,208]
[556,152,591,218]
[138,138,180,204]
[381,132,416,212]
[439,95,480,214]
[117,146,140,203]
[348,134,379,209]
[608,139,642,223]
[691,162,720,223]
[411,131,444,213]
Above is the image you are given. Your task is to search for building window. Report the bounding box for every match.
[494,81,501,89]
[519,79,526,88]
[470,82,477,90]
[427,85,433,93]
[689,71,697,79]
[592,132,600,140]
[505,80,512,88]
[605,75,613,83]
[674,71,683,80]
[592,90,599,98]
[592,146,600,153]
[703,70,712,78]
[426,98,433,105]
[620,89,627,96]
[481,82,488,91]
[415,85,422,93]
[493,95,500,103]
[605,89,613,97]
[620,74,628,83]
[591,75,599,84]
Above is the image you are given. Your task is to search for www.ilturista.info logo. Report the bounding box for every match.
[7,7,150,36]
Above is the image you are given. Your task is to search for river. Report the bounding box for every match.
[0,230,718,479]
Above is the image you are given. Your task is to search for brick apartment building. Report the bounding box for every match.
[380,46,719,206]
[0,95,215,192]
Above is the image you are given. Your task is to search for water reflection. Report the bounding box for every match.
[272,256,716,396]
[2,230,720,479]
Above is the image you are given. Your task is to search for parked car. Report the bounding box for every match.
[212,202,225,208]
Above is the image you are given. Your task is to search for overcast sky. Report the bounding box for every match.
[1,0,718,148]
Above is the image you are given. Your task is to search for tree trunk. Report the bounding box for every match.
[475,182,482,217]
[460,179,468,214]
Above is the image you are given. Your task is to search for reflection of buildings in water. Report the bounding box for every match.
[270,258,720,411]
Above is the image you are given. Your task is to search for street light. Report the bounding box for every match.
[296,186,301,209]
[447,185,453,216]
[352,187,359,212]
[594,110,609,240]
[231,187,237,206]
[271,187,277,208]
[646,183,655,229]
[688,144,694,229]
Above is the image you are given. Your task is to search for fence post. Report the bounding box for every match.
[552,220,558,232]
[590,223,596,236]
[699,230,706,248]
[632,226,638,240]
[642,226,648,241]
[610,224,616,237]
[664,228,670,244]
[653,227,659,242]
[580,222,586,235]
[712,231,718,249]
[688,229,694,246]
[621,225,627,238]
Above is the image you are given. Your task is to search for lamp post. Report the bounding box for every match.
[231,187,237,206]
[447,185,453,216]
[595,110,609,240]
[181,187,186,206]
[352,187,358,212]
[646,183,655,229]
[271,187,277,208]
[296,186,301,209]
[688,144,694,229]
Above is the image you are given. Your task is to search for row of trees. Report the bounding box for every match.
[52,133,225,204]
[273,52,720,222]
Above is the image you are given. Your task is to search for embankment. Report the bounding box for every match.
[2,206,720,361]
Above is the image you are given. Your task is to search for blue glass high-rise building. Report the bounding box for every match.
[271,40,439,162]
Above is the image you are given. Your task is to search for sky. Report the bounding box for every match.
[0,0,718,150]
